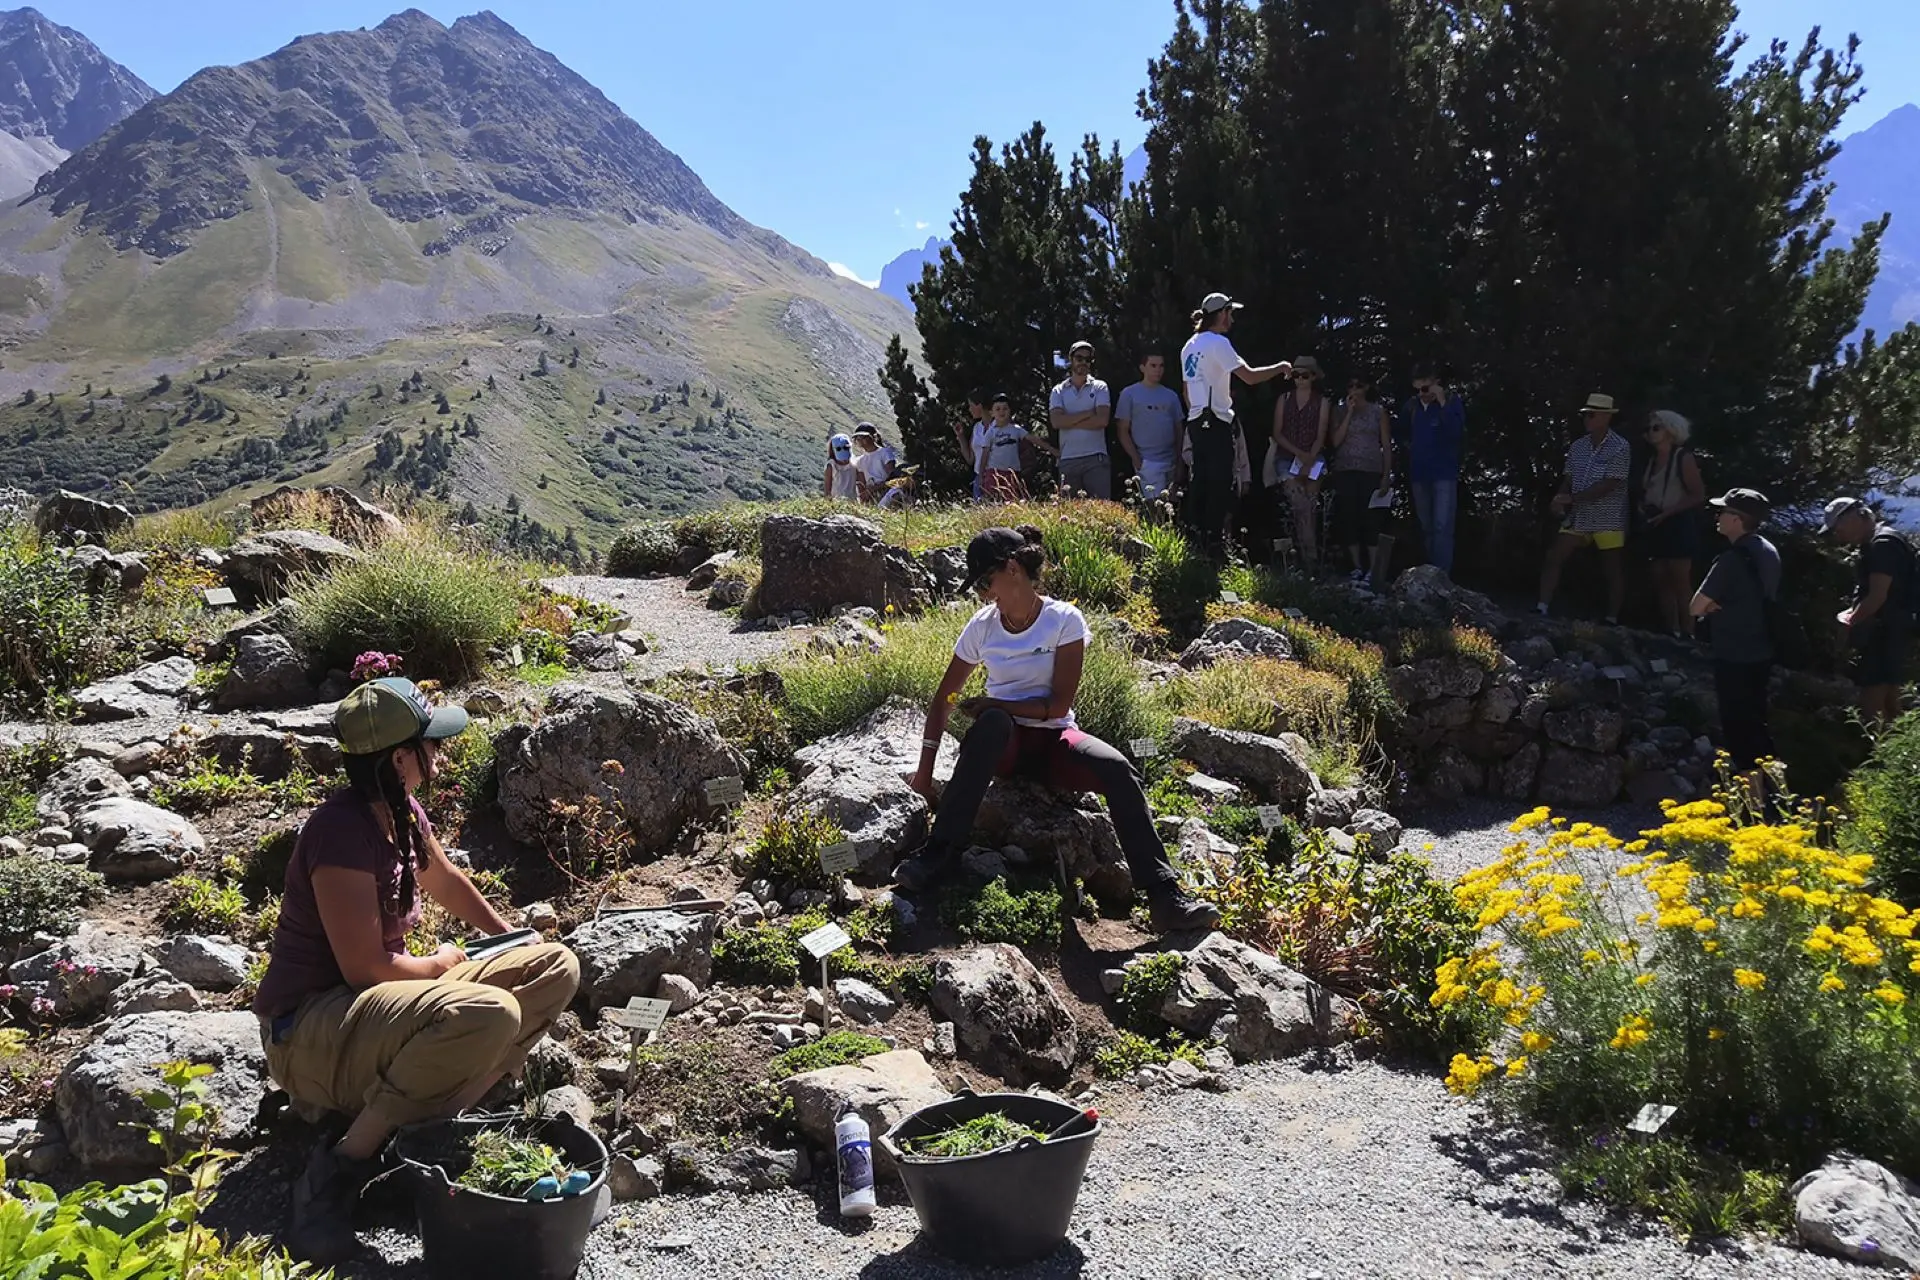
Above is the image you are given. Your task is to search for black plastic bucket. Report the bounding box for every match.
[879,1089,1099,1266]
[391,1111,608,1280]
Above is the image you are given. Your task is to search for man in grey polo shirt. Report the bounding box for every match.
[1116,347,1185,502]
[1050,340,1112,499]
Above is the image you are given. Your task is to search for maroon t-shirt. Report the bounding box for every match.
[252,790,431,1018]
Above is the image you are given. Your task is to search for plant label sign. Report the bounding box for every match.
[1128,738,1159,759]
[800,922,852,960]
[1650,659,1670,674]
[703,775,746,807]
[1219,591,1242,605]
[1627,1102,1677,1135]
[509,643,525,668]
[1600,665,1633,682]
[1282,607,1306,620]
[1256,805,1285,832]
[201,586,237,609]
[604,997,671,1034]
[818,842,860,878]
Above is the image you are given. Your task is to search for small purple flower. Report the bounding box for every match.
[81,965,97,977]
[0,984,15,999]
[29,997,54,1017]
[52,959,73,974]
[1594,1177,1608,1190]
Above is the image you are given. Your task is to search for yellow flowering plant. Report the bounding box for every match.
[1433,792,1920,1170]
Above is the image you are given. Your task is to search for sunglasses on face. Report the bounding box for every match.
[1293,373,1314,381]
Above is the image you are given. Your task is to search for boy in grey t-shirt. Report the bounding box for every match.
[1116,350,1185,500]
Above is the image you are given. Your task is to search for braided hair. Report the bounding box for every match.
[342,740,424,919]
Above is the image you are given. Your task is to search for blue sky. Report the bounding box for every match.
[44,0,1920,283]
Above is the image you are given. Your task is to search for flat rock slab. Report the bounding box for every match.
[778,1049,948,1177]
[70,657,198,722]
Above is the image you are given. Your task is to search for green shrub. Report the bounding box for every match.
[1843,707,1920,906]
[777,608,975,742]
[1161,657,1348,741]
[244,829,299,896]
[1136,520,1215,642]
[1114,952,1186,1032]
[1438,796,1920,1175]
[290,535,521,680]
[1042,521,1134,612]
[604,521,679,575]
[127,507,240,554]
[1092,1029,1208,1079]
[0,530,102,711]
[0,736,66,838]
[161,875,249,934]
[743,808,843,889]
[1071,619,1168,748]
[767,1030,889,1080]
[711,909,829,987]
[941,875,1062,947]
[0,856,104,945]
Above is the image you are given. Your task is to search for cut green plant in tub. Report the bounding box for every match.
[902,1107,1097,1159]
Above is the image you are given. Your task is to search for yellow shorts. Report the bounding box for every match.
[1562,529,1626,551]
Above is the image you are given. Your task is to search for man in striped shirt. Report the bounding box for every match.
[1537,393,1631,624]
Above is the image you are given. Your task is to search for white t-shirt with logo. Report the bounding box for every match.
[855,445,896,489]
[954,598,1091,728]
[1180,330,1247,422]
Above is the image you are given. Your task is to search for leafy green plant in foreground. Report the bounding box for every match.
[456,1129,566,1197]
[767,1030,889,1081]
[290,534,521,680]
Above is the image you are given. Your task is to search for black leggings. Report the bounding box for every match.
[1330,469,1384,550]
[931,708,1176,891]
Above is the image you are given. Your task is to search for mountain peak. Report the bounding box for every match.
[0,6,154,151]
[36,11,749,257]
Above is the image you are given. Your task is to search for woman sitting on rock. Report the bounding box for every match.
[252,677,580,1265]
[898,526,1220,934]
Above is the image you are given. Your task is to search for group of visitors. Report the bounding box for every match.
[822,422,908,507]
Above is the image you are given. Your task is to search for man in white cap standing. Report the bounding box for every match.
[1823,496,1916,730]
[1179,293,1291,556]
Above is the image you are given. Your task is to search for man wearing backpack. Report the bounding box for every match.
[1823,496,1916,730]
[1691,489,1781,776]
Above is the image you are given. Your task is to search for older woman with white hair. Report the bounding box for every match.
[1641,409,1706,637]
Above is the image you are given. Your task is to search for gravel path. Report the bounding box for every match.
[543,575,818,677]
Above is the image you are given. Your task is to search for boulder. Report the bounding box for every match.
[7,923,147,1020]
[1506,634,1559,669]
[1177,618,1294,671]
[1158,932,1359,1061]
[72,549,148,596]
[685,551,736,591]
[1305,785,1363,830]
[533,1085,596,1129]
[1389,566,1502,630]
[1346,809,1404,852]
[1169,718,1317,804]
[248,485,405,545]
[70,657,198,722]
[969,778,1132,907]
[36,758,133,823]
[565,910,717,1011]
[778,1049,949,1177]
[1386,658,1486,706]
[1477,683,1523,725]
[708,577,750,609]
[655,972,701,1013]
[223,529,362,604]
[213,633,311,711]
[662,1141,802,1193]
[34,489,132,544]
[566,631,623,672]
[607,1153,665,1201]
[0,1116,67,1175]
[918,545,969,597]
[753,514,932,618]
[929,944,1077,1085]
[1791,1155,1920,1270]
[832,978,898,1025]
[54,1011,268,1169]
[151,935,250,991]
[1422,746,1485,801]
[107,975,202,1017]
[791,702,960,878]
[495,685,747,853]
[806,615,886,657]
[1535,745,1625,808]
[197,722,341,783]
[72,798,206,882]
[1542,705,1627,755]
[110,741,168,779]
[1495,742,1543,801]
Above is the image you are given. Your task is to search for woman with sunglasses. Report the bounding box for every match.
[1328,375,1393,582]
[1270,356,1330,570]
[1640,410,1705,638]
[895,527,1221,935]
[822,432,861,501]
[254,678,579,1264]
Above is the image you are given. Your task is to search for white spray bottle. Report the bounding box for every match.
[835,1106,876,1218]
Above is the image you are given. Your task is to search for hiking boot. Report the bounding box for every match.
[1148,887,1222,934]
[892,843,958,894]
[286,1137,378,1266]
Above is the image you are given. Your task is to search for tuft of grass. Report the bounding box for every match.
[160,874,249,934]
[0,528,102,711]
[777,608,976,742]
[901,1112,1047,1159]
[290,534,523,680]
[604,521,679,576]
[940,874,1062,948]
[743,807,844,889]
[1092,1029,1208,1079]
[1041,520,1135,612]
[126,507,240,554]
[767,1030,889,1080]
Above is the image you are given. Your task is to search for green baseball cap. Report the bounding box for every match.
[334,677,469,756]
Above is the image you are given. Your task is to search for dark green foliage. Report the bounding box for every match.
[767,1031,889,1081]
[0,737,65,837]
[940,874,1062,948]
[604,522,679,575]
[742,808,843,890]
[711,910,829,988]
[0,856,104,945]
[1114,952,1186,1033]
[0,536,102,711]
[1843,708,1920,906]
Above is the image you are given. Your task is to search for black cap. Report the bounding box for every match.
[965,527,1030,591]
[1709,488,1771,522]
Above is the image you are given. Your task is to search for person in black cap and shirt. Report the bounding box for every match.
[897,527,1220,933]
[1822,495,1917,731]
[1690,489,1781,777]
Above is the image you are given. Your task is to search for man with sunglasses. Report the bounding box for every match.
[1399,367,1466,575]
[1050,340,1112,500]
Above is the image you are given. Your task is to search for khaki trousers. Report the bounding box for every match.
[263,941,580,1131]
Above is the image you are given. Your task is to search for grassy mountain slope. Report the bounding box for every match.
[0,9,912,543]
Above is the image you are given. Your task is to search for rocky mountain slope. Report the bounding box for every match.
[0,9,912,542]
[1833,102,1920,340]
[0,7,153,197]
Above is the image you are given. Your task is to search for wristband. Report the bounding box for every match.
[921,738,941,750]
